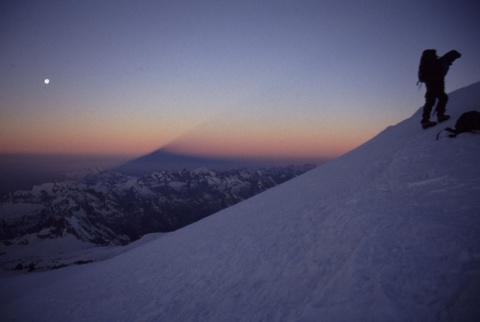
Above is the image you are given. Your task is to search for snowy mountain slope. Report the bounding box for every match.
[1,82,480,321]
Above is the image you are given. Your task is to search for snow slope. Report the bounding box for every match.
[1,82,480,321]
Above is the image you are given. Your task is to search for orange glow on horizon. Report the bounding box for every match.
[1,124,375,161]
[1,106,378,159]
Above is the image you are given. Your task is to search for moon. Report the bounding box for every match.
[44,78,50,85]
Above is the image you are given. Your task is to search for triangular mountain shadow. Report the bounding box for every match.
[114,149,242,176]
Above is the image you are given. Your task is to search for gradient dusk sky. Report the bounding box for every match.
[1,0,480,161]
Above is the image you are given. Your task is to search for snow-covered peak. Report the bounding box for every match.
[1,82,479,321]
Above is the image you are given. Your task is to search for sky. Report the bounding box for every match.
[1,0,480,162]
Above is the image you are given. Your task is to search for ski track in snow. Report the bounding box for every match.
[1,82,480,321]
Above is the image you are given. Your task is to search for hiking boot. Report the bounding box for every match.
[437,115,451,123]
[421,120,437,129]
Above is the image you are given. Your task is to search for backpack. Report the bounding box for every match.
[417,49,437,86]
[436,111,480,139]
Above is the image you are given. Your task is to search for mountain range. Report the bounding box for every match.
[0,164,314,272]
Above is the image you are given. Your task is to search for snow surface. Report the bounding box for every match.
[1,82,480,321]
[0,233,165,278]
